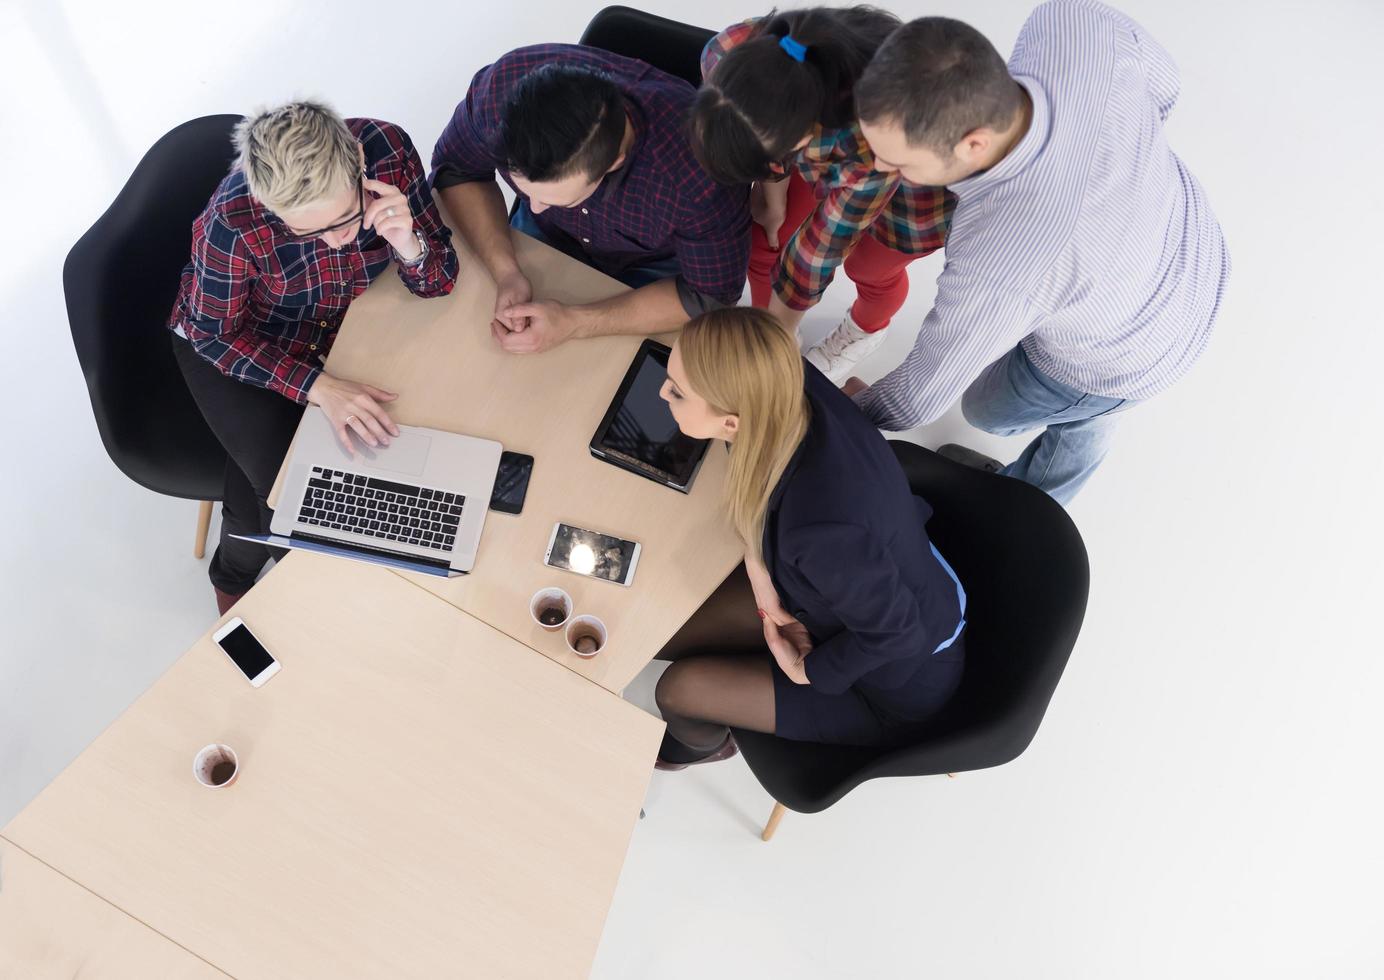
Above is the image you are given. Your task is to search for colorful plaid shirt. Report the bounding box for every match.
[703,22,956,311]
[168,118,459,404]
[430,43,751,307]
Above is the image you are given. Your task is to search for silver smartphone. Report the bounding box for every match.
[543,522,641,587]
[212,617,281,687]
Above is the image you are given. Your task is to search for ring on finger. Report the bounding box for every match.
[385,207,395,218]
[345,414,358,425]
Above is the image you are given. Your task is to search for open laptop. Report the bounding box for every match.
[233,407,502,577]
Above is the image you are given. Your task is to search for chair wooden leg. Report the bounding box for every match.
[761,801,787,842]
[193,501,213,559]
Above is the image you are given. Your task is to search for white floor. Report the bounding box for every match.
[3,1,1382,977]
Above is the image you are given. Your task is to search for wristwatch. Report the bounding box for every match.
[397,228,428,268]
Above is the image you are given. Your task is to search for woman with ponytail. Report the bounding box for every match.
[690,7,956,384]
[651,309,967,768]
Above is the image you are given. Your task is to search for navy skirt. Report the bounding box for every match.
[772,633,966,747]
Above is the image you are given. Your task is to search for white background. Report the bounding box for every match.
[2,1,1381,977]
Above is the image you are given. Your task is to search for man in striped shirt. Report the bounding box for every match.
[849,0,1229,503]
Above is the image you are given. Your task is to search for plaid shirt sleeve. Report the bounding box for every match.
[389,129,459,296]
[673,182,752,307]
[182,216,324,404]
[700,21,756,79]
[773,162,902,311]
[430,61,503,189]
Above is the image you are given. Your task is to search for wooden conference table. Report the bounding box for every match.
[273,230,745,694]
[0,839,227,979]
[4,554,664,979]
[6,232,743,977]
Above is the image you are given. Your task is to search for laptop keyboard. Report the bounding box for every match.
[296,467,464,554]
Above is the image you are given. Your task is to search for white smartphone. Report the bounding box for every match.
[544,522,641,587]
[212,617,281,687]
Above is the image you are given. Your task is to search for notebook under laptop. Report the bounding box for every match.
[233,407,502,577]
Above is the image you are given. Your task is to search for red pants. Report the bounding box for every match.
[748,172,920,333]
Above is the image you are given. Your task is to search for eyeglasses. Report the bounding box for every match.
[280,178,366,241]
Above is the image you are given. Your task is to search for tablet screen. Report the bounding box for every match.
[592,341,709,490]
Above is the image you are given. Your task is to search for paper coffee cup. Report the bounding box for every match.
[193,743,239,789]
[565,614,607,658]
[530,588,573,632]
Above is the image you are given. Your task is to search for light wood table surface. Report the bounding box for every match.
[275,229,744,694]
[0,839,228,979]
[4,552,663,980]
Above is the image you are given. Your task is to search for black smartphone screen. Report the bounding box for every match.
[217,623,275,680]
[490,451,534,515]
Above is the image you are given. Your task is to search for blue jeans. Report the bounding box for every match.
[510,202,679,289]
[961,346,1135,505]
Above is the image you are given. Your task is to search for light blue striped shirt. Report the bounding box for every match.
[859,0,1230,430]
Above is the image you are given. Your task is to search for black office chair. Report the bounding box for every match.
[64,114,241,558]
[579,6,715,86]
[734,441,1090,841]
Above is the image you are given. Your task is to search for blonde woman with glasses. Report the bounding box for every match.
[167,100,458,614]
[652,307,968,768]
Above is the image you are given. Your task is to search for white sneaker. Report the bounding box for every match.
[804,311,887,385]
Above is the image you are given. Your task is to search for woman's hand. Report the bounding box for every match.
[745,555,794,627]
[762,614,812,685]
[362,178,420,261]
[307,373,400,455]
[750,179,789,250]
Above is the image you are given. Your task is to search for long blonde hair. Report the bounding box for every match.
[679,308,810,559]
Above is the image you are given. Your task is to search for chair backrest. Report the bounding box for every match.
[64,114,241,499]
[873,441,1090,776]
[578,6,715,87]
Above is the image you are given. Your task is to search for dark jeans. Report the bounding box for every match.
[173,334,305,594]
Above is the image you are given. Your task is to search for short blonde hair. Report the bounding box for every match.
[233,100,358,214]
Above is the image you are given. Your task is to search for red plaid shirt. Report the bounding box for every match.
[431,44,751,306]
[703,22,956,311]
[168,118,459,404]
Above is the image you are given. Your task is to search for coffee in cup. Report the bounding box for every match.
[565,615,607,658]
[530,588,573,632]
[193,743,239,789]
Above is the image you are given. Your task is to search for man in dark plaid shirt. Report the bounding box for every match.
[431,44,751,354]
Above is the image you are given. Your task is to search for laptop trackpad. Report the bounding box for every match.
[335,428,432,477]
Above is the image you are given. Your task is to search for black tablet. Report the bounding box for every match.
[590,339,710,493]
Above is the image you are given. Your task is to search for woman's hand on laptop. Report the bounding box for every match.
[307,373,401,456]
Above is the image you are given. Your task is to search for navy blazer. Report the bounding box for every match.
[763,364,965,700]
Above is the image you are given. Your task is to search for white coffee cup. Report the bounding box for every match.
[193,743,239,789]
[565,614,607,658]
[530,588,573,632]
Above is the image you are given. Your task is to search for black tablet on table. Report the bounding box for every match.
[589,339,710,493]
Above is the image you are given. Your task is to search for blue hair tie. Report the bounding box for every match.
[779,35,807,63]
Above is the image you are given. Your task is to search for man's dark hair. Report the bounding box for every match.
[501,63,626,182]
[855,17,1022,153]
[690,6,901,186]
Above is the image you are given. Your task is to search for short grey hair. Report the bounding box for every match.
[233,100,358,214]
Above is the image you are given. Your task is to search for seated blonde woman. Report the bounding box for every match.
[653,307,967,768]
[167,100,458,614]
